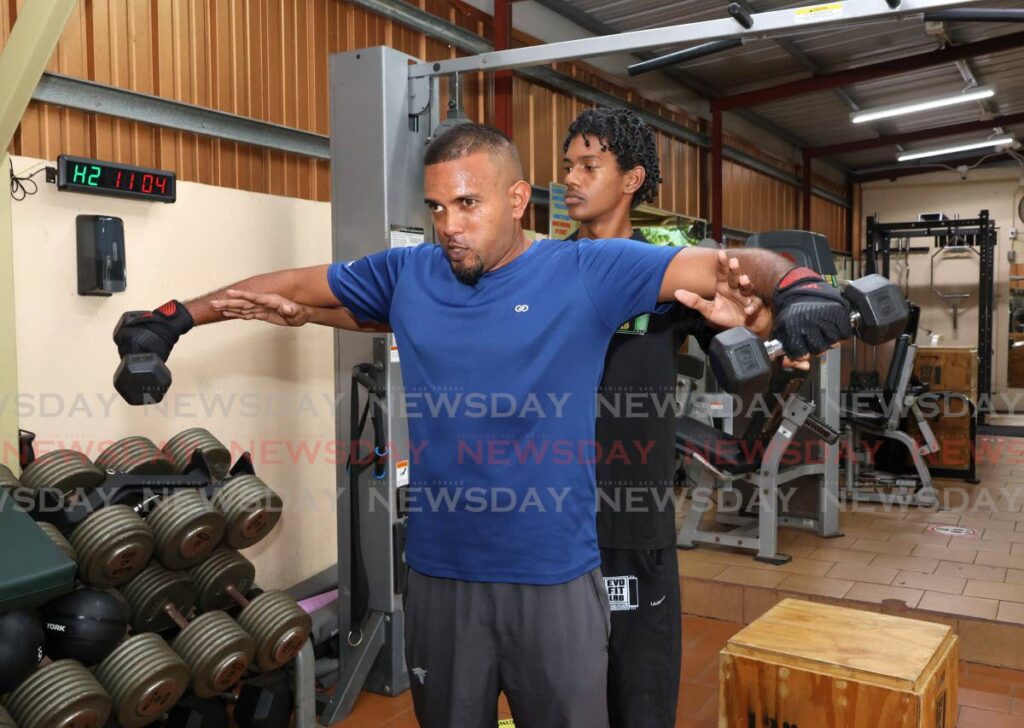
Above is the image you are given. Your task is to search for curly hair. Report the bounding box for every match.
[562,107,662,208]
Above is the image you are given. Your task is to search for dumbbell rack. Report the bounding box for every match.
[9,432,320,728]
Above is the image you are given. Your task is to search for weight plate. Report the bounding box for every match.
[239,591,313,671]
[149,491,226,570]
[162,429,231,480]
[5,659,112,728]
[121,562,196,634]
[94,633,190,728]
[171,612,254,698]
[213,475,283,549]
[95,437,175,475]
[0,463,20,490]
[37,521,77,564]
[190,548,256,613]
[20,450,104,496]
[0,706,14,728]
[71,506,154,588]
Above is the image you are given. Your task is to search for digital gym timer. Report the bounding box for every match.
[56,155,176,203]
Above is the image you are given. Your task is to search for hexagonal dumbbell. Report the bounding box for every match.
[112,312,173,406]
[710,273,910,395]
[97,437,226,569]
[121,562,255,698]
[191,549,311,672]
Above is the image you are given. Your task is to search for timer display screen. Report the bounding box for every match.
[57,155,176,203]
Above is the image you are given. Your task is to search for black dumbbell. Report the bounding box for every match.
[120,562,254,698]
[710,273,909,394]
[191,549,311,672]
[163,695,229,728]
[42,588,191,727]
[113,312,173,406]
[232,672,294,728]
[97,437,226,570]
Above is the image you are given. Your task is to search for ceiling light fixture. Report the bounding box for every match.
[897,135,1015,162]
[852,87,995,124]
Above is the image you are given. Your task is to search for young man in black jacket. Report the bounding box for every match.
[561,107,769,728]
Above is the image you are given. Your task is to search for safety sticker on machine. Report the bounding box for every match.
[396,460,410,487]
[497,721,516,728]
[794,2,843,23]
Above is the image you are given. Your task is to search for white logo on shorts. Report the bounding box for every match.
[514,304,529,313]
[412,667,427,685]
[604,575,639,612]
[650,596,666,607]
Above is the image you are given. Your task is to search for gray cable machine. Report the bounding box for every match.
[295,2,981,724]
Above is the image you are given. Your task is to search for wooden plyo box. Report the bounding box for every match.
[720,599,958,728]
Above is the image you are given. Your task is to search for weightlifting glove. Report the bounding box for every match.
[113,300,194,362]
[771,267,851,358]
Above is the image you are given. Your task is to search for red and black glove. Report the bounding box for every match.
[113,300,194,362]
[771,267,851,357]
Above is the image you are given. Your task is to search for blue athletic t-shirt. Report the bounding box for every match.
[327,237,680,584]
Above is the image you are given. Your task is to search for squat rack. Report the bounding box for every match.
[862,210,996,424]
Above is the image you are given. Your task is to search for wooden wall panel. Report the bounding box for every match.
[3,0,842,247]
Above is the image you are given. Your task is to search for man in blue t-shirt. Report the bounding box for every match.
[114,123,851,728]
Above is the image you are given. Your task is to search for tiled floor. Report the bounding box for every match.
[678,436,1024,627]
[332,614,1024,727]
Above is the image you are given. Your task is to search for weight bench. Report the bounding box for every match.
[676,380,841,565]
[841,334,940,507]
[0,492,75,612]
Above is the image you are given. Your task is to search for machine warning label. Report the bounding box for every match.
[390,225,425,248]
[794,2,844,23]
[605,575,640,612]
[396,460,410,487]
[497,721,516,728]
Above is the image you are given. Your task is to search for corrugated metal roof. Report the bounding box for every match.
[546,0,1024,171]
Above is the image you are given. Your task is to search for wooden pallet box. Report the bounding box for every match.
[720,599,958,728]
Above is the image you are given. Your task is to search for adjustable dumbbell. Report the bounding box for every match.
[17,449,154,587]
[121,562,255,698]
[41,588,191,728]
[710,273,909,395]
[163,429,283,549]
[97,437,226,569]
[191,549,311,671]
[1,610,112,728]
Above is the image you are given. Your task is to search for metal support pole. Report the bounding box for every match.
[802,152,813,231]
[712,108,724,242]
[493,0,513,135]
[0,0,77,472]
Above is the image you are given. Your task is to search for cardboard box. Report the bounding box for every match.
[720,599,958,728]
[913,346,978,403]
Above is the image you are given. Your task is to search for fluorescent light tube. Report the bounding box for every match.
[852,87,995,124]
[897,136,1015,162]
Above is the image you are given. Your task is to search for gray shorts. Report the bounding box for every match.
[404,568,611,728]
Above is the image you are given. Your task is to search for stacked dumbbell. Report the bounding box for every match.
[18,449,154,587]
[96,436,226,570]
[709,274,910,396]
[161,428,283,550]
[120,561,256,698]
[0,608,113,728]
[41,588,191,728]
[191,549,312,672]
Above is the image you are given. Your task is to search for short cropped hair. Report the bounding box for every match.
[425,122,522,177]
[563,107,662,207]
